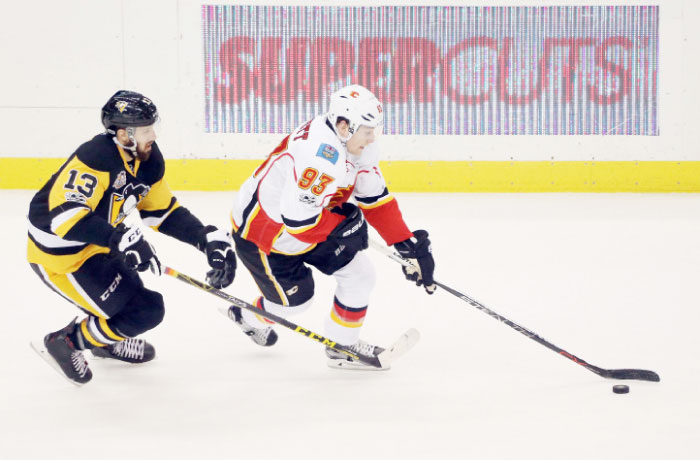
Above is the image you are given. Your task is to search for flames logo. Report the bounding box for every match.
[327,185,354,209]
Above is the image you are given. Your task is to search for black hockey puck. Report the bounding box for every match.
[612,384,630,394]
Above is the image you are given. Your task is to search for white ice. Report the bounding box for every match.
[1,190,698,460]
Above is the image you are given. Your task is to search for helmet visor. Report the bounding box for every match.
[132,118,159,144]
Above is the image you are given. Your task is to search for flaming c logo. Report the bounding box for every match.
[349,91,360,98]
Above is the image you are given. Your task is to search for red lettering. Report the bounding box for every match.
[306,38,354,101]
[498,38,553,105]
[218,37,256,104]
[356,38,392,102]
[287,38,311,101]
[217,34,641,108]
[442,37,498,104]
[554,38,596,103]
[218,37,305,103]
[392,38,440,103]
[589,37,634,104]
[496,37,603,105]
[255,38,284,103]
[357,38,440,103]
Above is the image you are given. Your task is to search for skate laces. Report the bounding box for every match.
[112,339,145,360]
[70,351,89,378]
[253,327,273,341]
[325,340,376,361]
[355,341,375,357]
[241,316,274,342]
[352,340,376,357]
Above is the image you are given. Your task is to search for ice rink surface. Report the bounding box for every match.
[1,190,698,460]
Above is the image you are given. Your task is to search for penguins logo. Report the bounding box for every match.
[110,183,150,224]
[116,101,129,113]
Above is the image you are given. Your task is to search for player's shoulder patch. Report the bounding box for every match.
[315,143,339,164]
[113,170,127,189]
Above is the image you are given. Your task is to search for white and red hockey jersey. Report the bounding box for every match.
[231,114,413,255]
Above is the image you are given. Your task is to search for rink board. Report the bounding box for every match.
[2,158,699,192]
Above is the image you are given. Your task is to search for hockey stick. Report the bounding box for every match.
[164,266,393,368]
[369,239,660,382]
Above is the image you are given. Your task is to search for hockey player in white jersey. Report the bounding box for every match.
[223,84,436,369]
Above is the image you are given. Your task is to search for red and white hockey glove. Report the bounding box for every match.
[394,230,436,294]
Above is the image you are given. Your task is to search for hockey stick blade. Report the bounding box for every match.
[595,367,660,382]
[369,239,661,383]
[377,328,421,368]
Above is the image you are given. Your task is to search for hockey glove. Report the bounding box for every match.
[197,225,237,289]
[394,230,436,294]
[328,202,369,254]
[109,225,162,275]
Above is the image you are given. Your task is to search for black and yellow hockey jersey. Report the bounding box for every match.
[28,133,205,274]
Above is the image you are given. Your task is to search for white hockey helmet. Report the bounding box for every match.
[327,84,383,142]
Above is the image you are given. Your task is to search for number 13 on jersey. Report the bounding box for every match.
[298,167,334,196]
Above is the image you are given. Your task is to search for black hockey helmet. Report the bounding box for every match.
[101,90,158,132]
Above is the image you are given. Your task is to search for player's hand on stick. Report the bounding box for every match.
[393,230,436,294]
[109,224,162,275]
[198,226,236,288]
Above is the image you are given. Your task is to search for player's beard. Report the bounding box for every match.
[135,143,153,161]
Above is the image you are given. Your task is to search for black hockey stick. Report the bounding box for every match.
[163,266,384,368]
[369,240,660,382]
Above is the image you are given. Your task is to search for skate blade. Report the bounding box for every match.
[326,358,390,371]
[29,341,85,387]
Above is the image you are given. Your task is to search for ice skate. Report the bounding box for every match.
[220,300,278,347]
[30,318,92,386]
[91,338,155,363]
[325,339,388,370]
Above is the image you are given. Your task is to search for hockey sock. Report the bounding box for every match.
[324,296,367,345]
[72,317,127,350]
[241,297,277,328]
[68,327,92,350]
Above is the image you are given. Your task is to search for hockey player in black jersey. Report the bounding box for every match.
[28,90,237,385]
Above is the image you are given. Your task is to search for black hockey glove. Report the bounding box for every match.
[197,225,236,289]
[328,202,369,254]
[109,224,162,275]
[394,230,436,294]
